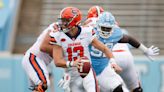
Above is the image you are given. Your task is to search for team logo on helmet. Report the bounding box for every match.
[58,7,82,33]
[72,9,78,15]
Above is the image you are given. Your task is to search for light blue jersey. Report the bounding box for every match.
[90,27,123,75]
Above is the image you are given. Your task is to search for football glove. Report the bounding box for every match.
[145,45,160,61]
[58,73,71,92]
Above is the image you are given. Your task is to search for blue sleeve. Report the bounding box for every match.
[109,28,123,42]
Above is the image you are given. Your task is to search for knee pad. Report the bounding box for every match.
[133,87,143,92]
[113,85,123,92]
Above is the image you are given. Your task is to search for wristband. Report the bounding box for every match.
[139,44,148,53]
[70,61,74,67]
[66,61,74,68]
[66,61,71,68]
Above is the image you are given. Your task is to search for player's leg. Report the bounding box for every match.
[83,68,100,92]
[97,64,124,92]
[28,79,37,92]
[22,53,50,92]
[113,85,123,92]
[113,51,143,92]
[133,86,143,92]
[70,77,84,92]
[68,70,85,92]
[47,63,55,92]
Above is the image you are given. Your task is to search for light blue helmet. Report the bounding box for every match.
[97,11,116,38]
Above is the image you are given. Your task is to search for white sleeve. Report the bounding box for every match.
[89,29,97,43]
[49,31,61,46]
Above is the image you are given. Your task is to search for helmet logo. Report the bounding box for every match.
[72,9,78,16]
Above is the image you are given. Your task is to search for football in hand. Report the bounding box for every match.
[78,56,91,78]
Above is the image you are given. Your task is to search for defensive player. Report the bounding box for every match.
[49,7,124,92]
[85,5,159,92]
[88,9,159,92]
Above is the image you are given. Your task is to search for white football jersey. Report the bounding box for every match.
[84,17,98,27]
[113,43,130,52]
[26,23,57,64]
[49,26,96,62]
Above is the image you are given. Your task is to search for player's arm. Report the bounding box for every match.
[83,18,92,26]
[118,34,159,52]
[40,31,53,56]
[40,23,59,56]
[52,45,67,68]
[119,34,160,61]
[118,34,140,48]
[91,37,114,59]
[91,37,122,72]
[52,45,81,68]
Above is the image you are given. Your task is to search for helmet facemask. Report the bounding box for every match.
[59,7,82,33]
[58,18,73,33]
[98,25,113,38]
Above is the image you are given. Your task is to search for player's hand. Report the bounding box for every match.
[58,73,71,92]
[72,58,83,69]
[111,63,122,73]
[145,45,160,61]
[29,82,47,92]
[145,45,160,56]
[110,58,122,73]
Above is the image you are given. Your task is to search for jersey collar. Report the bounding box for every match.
[65,26,81,40]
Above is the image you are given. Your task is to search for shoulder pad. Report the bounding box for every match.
[109,27,123,42]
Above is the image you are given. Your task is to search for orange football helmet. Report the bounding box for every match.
[87,6,104,19]
[58,7,82,33]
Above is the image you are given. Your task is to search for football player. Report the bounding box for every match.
[86,6,159,92]
[22,22,59,92]
[49,7,124,92]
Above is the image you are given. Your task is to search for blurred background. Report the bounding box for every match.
[0,0,164,92]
